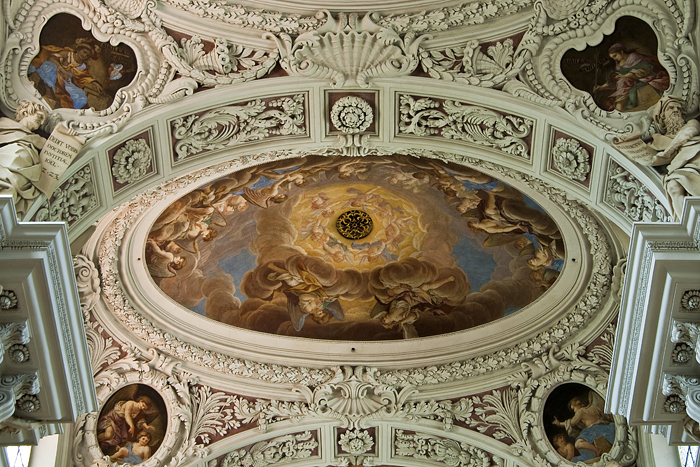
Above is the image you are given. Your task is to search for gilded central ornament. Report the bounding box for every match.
[336,210,373,240]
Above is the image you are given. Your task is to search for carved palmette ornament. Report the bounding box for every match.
[540,0,588,20]
[0,286,18,311]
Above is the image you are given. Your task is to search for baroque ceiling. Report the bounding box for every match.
[1,0,698,465]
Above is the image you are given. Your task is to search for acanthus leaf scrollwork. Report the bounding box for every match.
[190,385,241,445]
[394,430,501,467]
[398,95,533,158]
[419,34,540,90]
[212,431,318,467]
[171,94,307,160]
[154,35,280,88]
[32,162,99,228]
[232,366,476,433]
[604,160,672,223]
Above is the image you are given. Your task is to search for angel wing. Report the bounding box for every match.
[208,208,227,227]
[171,237,199,255]
[370,300,389,318]
[99,385,140,416]
[402,323,419,339]
[286,292,308,331]
[324,300,345,321]
[242,187,270,208]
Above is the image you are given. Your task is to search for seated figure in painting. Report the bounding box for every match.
[0,101,47,216]
[28,38,112,111]
[594,43,669,112]
[97,396,156,455]
[552,390,616,461]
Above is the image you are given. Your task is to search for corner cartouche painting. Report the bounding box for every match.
[28,14,136,111]
[545,383,617,464]
[146,155,565,340]
[561,16,669,113]
[97,384,167,465]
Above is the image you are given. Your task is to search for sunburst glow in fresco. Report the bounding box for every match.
[146,155,564,340]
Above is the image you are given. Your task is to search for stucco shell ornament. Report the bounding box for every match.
[331,96,374,134]
[541,0,588,20]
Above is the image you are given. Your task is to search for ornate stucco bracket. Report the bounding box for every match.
[609,197,700,444]
[0,196,96,444]
[663,375,700,424]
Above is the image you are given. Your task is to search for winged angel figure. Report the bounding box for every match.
[267,257,345,331]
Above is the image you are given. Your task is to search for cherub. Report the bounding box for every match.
[552,433,576,461]
[323,238,351,263]
[456,193,481,214]
[352,240,392,264]
[370,275,456,339]
[552,391,615,460]
[241,178,288,208]
[343,187,382,209]
[371,299,420,338]
[146,240,185,278]
[98,396,156,454]
[527,245,555,270]
[212,193,248,215]
[305,191,331,210]
[110,431,154,464]
[336,160,370,180]
[309,224,330,245]
[388,171,430,193]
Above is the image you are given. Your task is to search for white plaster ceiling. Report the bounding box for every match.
[1,0,697,464]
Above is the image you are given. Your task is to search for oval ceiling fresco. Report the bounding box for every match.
[145,155,565,340]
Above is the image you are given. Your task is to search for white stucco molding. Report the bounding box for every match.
[608,196,700,445]
[0,196,97,445]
